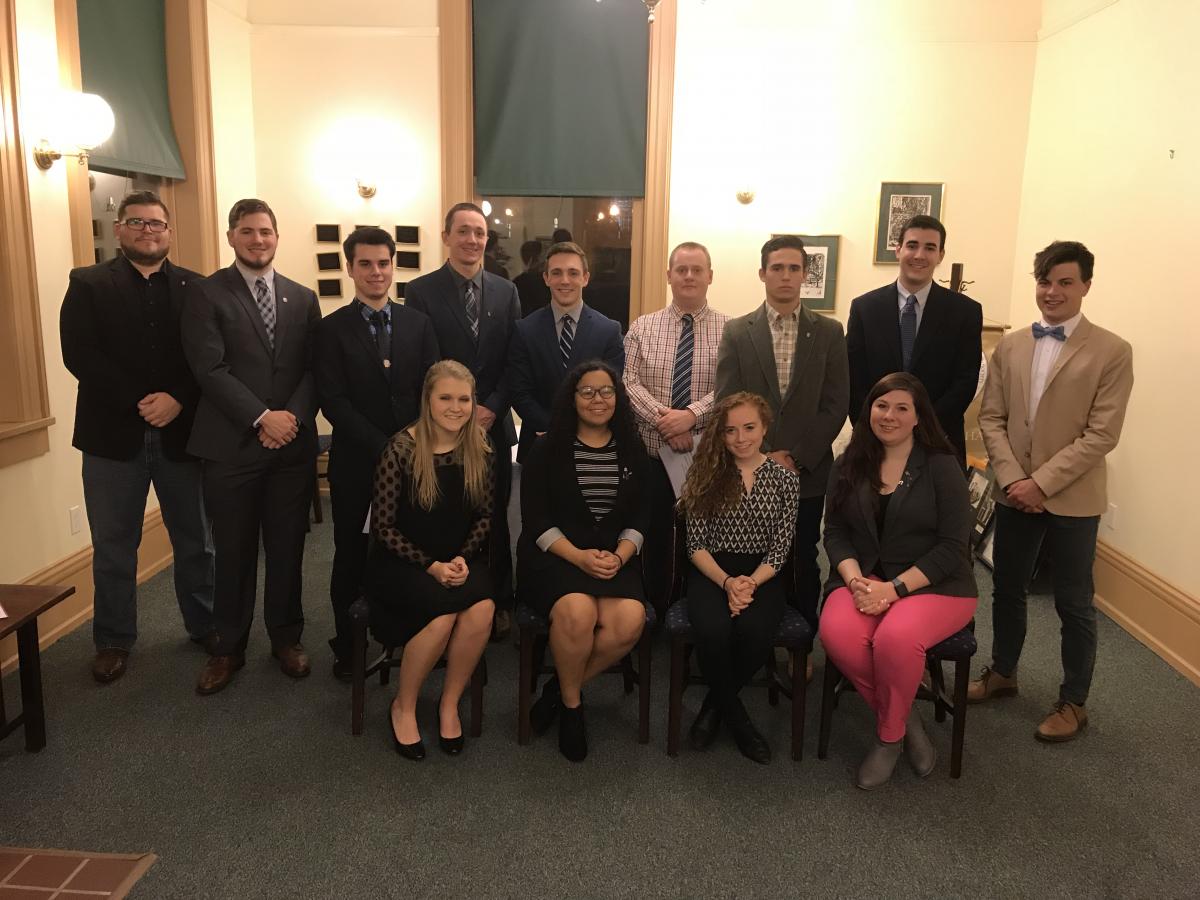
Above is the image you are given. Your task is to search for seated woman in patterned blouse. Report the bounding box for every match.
[367,360,495,761]
[517,361,649,762]
[679,392,800,764]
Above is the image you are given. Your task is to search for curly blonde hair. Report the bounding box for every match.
[409,360,492,511]
[680,392,773,519]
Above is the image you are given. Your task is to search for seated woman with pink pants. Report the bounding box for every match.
[819,372,977,790]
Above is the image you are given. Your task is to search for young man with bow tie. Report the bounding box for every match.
[970,240,1134,742]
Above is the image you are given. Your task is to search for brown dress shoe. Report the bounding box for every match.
[92,648,129,684]
[1036,701,1088,742]
[196,654,245,695]
[967,666,1019,704]
[272,643,311,678]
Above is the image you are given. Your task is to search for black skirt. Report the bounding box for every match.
[518,550,646,619]
[366,549,493,647]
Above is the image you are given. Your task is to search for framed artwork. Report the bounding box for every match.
[395,251,420,269]
[395,281,408,299]
[800,234,839,314]
[317,278,342,298]
[874,182,944,264]
[316,252,341,272]
[395,225,419,244]
[976,523,995,570]
[967,466,998,548]
[315,224,341,243]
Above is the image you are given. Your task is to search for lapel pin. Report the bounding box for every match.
[806,332,811,338]
[282,296,288,303]
[383,359,391,368]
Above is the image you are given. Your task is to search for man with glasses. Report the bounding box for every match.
[60,190,215,683]
[508,241,625,466]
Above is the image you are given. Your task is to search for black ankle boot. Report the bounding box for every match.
[558,702,588,762]
[688,690,722,751]
[530,676,562,735]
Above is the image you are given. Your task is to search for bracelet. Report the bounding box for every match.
[722,575,732,590]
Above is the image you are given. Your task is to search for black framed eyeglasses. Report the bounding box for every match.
[119,217,169,233]
[576,385,616,400]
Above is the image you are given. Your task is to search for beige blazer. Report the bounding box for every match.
[979,315,1133,517]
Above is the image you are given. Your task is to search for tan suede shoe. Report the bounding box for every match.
[1035,701,1088,742]
[967,666,1019,704]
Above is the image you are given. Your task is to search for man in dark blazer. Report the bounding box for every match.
[60,190,214,684]
[405,202,523,635]
[509,241,625,464]
[314,226,439,679]
[513,239,550,317]
[716,235,850,628]
[182,198,322,695]
[846,215,982,459]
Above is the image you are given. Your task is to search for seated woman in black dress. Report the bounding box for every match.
[679,392,800,764]
[368,360,495,761]
[518,361,649,762]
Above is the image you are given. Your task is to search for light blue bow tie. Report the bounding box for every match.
[1032,322,1066,341]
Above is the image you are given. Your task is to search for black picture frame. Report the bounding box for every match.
[316,252,341,272]
[976,521,996,570]
[395,281,407,299]
[874,182,945,264]
[317,278,342,298]
[967,465,998,549]
[395,251,420,269]
[395,225,419,244]
[315,224,341,243]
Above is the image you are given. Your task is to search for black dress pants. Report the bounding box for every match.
[786,494,826,629]
[328,468,371,661]
[203,440,314,656]
[688,553,786,714]
[641,457,678,617]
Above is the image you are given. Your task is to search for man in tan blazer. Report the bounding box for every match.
[970,240,1133,742]
[716,235,850,629]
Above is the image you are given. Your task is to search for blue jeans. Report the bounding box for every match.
[82,427,215,651]
[990,503,1100,705]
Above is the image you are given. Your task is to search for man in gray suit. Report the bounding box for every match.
[716,235,850,628]
[182,198,322,695]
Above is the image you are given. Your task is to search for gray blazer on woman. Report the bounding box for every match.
[822,444,977,599]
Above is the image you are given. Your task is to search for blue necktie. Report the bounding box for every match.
[1032,322,1066,341]
[900,295,917,370]
[670,313,694,409]
[559,315,574,368]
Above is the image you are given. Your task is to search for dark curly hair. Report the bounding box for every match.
[544,360,641,456]
[831,372,954,511]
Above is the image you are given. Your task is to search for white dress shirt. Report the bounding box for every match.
[896,279,933,332]
[1028,311,1083,423]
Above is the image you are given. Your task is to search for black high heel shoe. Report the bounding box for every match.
[389,708,425,761]
[438,710,465,756]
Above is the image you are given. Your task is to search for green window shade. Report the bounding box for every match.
[77,0,185,179]
[472,0,648,197]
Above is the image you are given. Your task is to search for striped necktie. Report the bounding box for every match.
[559,314,575,368]
[900,294,917,370]
[464,281,479,340]
[254,276,275,348]
[670,313,694,409]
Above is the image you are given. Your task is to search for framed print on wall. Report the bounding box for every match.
[874,182,944,264]
[800,235,839,314]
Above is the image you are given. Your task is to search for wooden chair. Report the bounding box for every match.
[664,515,814,760]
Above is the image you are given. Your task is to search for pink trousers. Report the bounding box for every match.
[819,586,976,742]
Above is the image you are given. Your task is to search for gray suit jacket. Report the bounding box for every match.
[716,302,849,497]
[182,264,321,463]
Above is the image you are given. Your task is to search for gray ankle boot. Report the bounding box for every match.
[904,708,936,777]
[856,739,903,790]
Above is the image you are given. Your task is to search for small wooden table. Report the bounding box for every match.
[0,584,75,752]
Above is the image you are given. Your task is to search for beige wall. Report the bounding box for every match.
[1009,0,1199,588]
[666,0,1040,327]
[0,0,90,583]
[207,0,257,264]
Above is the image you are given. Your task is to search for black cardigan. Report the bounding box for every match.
[822,444,977,599]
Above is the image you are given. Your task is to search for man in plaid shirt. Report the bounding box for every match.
[624,242,729,614]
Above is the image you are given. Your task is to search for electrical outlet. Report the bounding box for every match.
[69,505,84,535]
[1103,502,1117,531]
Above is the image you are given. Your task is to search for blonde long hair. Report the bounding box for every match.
[680,392,773,519]
[409,360,492,511]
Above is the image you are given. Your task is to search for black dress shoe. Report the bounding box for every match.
[438,712,465,756]
[688,693,722,751]
[389,710,425,761]
[558,703,588,762]
[331,656,354,683]
[730,716,772,765]
[530,676,562,735]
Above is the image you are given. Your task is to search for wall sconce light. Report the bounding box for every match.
[356,179,377,198]
[34,91,115,170]
[481,200,493,216]
[736,190,756,205]
[608,203,620,218]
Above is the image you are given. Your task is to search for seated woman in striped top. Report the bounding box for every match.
[517,361,649,761]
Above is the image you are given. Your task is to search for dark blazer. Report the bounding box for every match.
[822,445,977,600]
[716,303,850,498]
[846,282,982,457]
[404,262,523,447]
[508,303,625,463]
[513,269,550,318]
[517,433,650,569]
[60,257,202,461]
[181,264,321,463]
[314,299,440,493]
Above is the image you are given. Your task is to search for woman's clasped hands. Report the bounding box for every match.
[849,575,892,616]
[574,548,622,580]
[427,556,469,588]
[725,574,757,616]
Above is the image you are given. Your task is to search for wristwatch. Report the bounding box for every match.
[891,577,910,599]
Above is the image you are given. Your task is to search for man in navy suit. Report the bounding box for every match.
[509,241,625,464]
[846,215,982,460]
[314,226,440,678]
[405,203,523,634]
